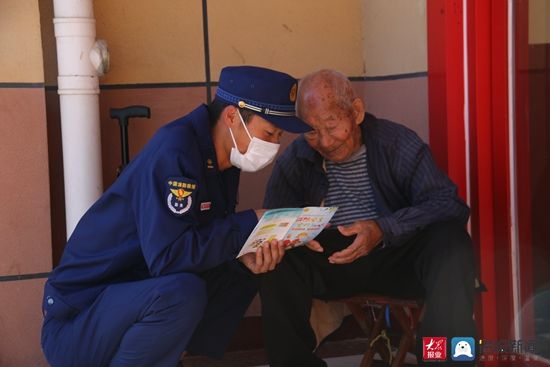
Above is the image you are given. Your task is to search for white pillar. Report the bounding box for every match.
[53,0,103,237]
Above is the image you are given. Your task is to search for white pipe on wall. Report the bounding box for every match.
[53,0,103,237]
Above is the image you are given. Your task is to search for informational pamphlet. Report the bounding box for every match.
[237,207,337,257]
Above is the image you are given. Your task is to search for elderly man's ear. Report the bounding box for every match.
[352,98,365,125]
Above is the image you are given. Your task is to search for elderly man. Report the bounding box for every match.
[260,69,476,366]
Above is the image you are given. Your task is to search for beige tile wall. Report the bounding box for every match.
[0,0,45,83]
[0,88,52,275]
[0,280,49,367]
[208,0,366,78]
[91,0,427,85]
[361,0,427,76]
[529,0,550,44]
[95,0,205,84]
[38,0,58,86]
[1,2,52,366]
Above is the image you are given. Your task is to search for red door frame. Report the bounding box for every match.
[427,0,467,197]
[514,0,535,341]
[428,0,514,343]
[429,1,546,364]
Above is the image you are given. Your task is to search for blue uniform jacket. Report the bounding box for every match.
[264,112,470,247]
[44,105,257,317]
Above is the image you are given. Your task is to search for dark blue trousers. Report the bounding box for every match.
[260,220,477,367]
[42,264,257,367]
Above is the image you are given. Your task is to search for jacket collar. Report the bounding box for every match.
[189,105,214,149]
[189,105,220,173]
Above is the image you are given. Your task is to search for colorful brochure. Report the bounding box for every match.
[237,206,337,257]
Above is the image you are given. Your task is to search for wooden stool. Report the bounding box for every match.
[339,294,424,367]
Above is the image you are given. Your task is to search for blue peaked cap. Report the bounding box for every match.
[215,66,312,133]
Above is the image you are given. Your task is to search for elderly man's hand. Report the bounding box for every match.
[239,239,285,274]
[305,239,324,253]
[328,220,383,264]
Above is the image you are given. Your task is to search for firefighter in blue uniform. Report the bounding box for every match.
[41,66,311,367]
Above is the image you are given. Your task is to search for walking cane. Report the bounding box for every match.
[109,105,150,176]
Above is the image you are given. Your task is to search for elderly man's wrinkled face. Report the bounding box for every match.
[302,98,364,163]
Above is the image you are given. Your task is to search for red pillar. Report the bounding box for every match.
[428,0,516,347]
[427,0,467,199]
[514,0,534,341]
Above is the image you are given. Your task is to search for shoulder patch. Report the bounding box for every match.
[166,177,197,215]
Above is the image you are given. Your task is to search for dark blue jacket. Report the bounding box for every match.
[264,113,469,247]
[45,105,257,314]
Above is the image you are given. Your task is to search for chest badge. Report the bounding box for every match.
[206,158,215,170]
[200,201,212,211]
[167,179,196,215]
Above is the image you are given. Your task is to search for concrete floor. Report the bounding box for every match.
[180,338,418,367]
[253,354,364,367]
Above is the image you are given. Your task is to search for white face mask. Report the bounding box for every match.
[229,111,280,172]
